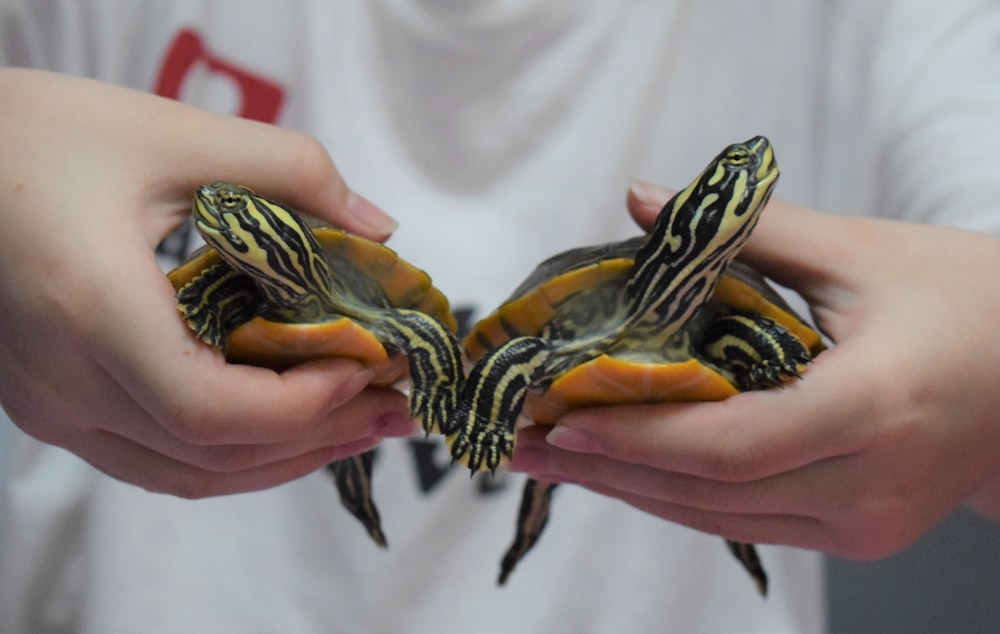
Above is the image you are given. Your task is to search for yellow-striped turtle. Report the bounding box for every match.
[448,136,824,593]
[167,181,463,546]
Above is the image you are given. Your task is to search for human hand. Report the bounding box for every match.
[0,68,413,497]
[509,180,1000,559]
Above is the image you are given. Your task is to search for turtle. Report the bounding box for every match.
[167,181,464,547]
[446,136,825,594]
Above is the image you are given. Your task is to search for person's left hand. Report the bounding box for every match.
[508,181,1000,560]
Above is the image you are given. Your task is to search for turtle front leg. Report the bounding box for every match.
[498,477,558,585]
[379,308,465,435]
[175,263,261,349]
[444,336,551,474]
[327,450,387,548]
[698,312,812,391]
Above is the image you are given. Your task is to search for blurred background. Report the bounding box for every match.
[826,507,1000,633]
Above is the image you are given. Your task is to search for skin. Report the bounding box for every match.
[508,180,1000,560]
[0,68,414,498]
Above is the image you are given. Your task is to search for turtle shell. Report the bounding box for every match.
[463,236,823,423]
[169,226,457,387]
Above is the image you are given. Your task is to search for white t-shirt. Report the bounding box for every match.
[0,2,996,633]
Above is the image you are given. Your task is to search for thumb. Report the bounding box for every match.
[145,96,398,241]
[626,179,852,295]
[625,180,673,233]
[14,72,398,244]
[737,197,858,292]
[178,117,399,241]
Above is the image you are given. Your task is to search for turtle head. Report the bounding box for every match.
[192,181,334,307]
[669,135,778,258]
[625,136,779,328]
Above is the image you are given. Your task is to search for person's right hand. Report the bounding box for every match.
[509,181,1000,561]
[0,68,413,497]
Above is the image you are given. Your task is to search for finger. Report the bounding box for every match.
[625,179,861,296]
[163,112,397,240]
[102,383,411,473]
[507,430,903,556]
[582,478,920,559]
[737,197,869,292]
[75,79,400,242]
[545,347,869,483]
[625,180,674,233]
[511,435,827,548]
[583,481,828,551]
[5,71,394,244]
[510,442,790,517]
[82,249,411,446]
[73,427,377,498]
[514,425,870,522]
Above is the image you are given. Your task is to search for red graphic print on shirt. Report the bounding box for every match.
[154,28,284,122]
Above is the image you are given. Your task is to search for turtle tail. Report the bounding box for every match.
[498,478,558,585]
[327,450,387,548]
[727,539,768,596]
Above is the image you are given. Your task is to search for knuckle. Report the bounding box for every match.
[830,495,921,560]
[283,134,339,192]
[836,522,908,561]
[143,471,216,500]
[704,433,769,482]
[194,443,247,473]
[686,515,727,539]
[155,376,262,446]
[663,471,733,512]
[158,394,232,446]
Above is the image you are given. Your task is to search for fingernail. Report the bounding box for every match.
[628,179,673,208]
[347,190,398,236]
[330,369,375,410]
[545,426,603,455]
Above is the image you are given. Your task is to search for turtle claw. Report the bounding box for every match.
[407,388,446,437]
[442,381,516,475]
[758,349,811,389]
[701,313,814,391]
[444,336,549,474]
[740,357,807,390]
[446,421,515,475]
[388,309,464,435]
[175,263,260,349]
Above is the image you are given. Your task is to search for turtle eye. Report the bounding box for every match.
[214,184,246,211]
[724,148,751,168]
[219,193,242,210]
